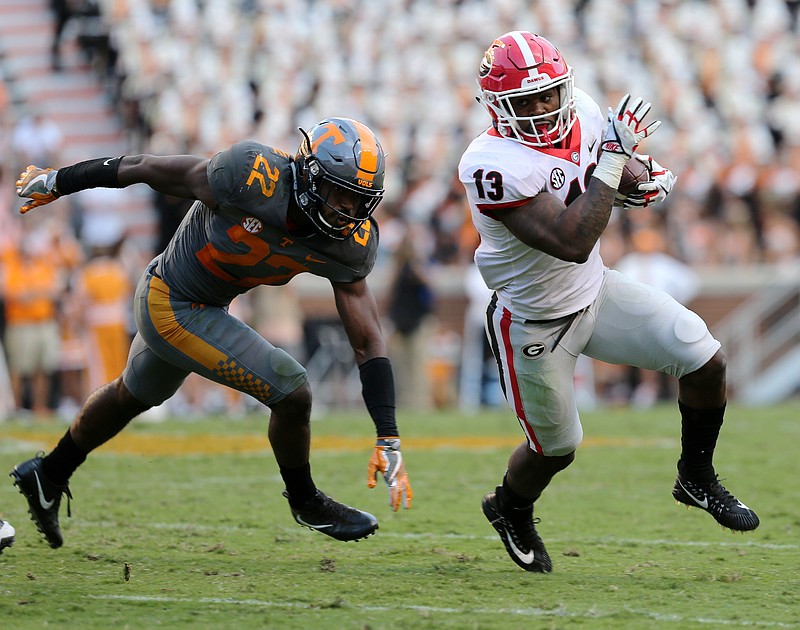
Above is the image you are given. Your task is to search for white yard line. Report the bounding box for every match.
[85,594,798,627]
[67,520,798,549]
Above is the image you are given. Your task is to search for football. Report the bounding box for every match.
[617,156,650,197]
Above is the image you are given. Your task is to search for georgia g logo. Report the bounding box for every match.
[521,342,547,359]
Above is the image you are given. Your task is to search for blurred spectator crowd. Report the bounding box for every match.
[1,0,800,417]
[90,0,800,269]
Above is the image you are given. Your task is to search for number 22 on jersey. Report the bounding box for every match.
[196,224,309,288]
[247,155,280,198]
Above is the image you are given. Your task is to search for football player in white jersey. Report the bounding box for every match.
[458,31,759,573]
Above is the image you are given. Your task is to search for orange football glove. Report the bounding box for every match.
[16,165,60,214]
[367,438,412,511]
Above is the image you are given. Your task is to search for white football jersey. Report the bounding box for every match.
[459,88,607,320]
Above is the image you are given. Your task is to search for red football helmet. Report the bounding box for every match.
[477,31,576,147]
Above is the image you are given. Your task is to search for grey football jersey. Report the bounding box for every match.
[155,140,379,305]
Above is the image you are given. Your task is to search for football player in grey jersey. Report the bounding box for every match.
[11,117,412,549]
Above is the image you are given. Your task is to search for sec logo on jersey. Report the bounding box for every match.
[242,217,263,234]
[550,168,566,189]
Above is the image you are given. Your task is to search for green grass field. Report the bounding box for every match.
[1,402,798,629]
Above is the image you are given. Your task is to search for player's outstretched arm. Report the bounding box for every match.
[16,154,215,214]
[118,155,215,206]
[332,278,413,511]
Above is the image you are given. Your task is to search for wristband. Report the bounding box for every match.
[56,156,125,196]
[359,357,398,437]
[591,151,627,189]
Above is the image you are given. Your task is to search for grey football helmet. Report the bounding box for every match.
[294,117,386,240]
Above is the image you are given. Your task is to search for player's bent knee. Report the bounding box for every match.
[113,376,152,415]
[683,349,726,386]
[536,424,583,458]
[524,446,576,470]
[271,382,312,418]
[545,450,576,473]
[519,450,576,480]
[705,348,727,376]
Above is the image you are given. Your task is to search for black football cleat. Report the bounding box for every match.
[283,490,378,541]
[673,474,759,532]
[482,487,552,572]
[10,454,72,548]
[0,519,15,554]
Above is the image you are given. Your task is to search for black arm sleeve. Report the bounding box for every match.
[56,157,124,195]
[359,357,399,438]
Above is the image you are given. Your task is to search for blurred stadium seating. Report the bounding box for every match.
[2,0,799,407]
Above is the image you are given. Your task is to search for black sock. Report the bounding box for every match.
[279,463,317,507]
[678,401,724,482]
[41,430,87,486]
[500,474,537,511]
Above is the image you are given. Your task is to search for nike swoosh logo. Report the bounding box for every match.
[588,139,597,153]
[504,527,535,564]
[103,158,116,166]
[678,480,708,509]
[21,173,49,194]
[34,471,55,510]
[295,516,333,530]
[305,254,326,264]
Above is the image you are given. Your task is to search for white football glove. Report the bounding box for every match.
[594,95,663,189]
[367,438,412,511]
[601,94,662,158]
[617,154,677,209]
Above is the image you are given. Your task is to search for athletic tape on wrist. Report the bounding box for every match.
[591,152,627,189]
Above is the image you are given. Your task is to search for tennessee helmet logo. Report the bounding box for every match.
[479,39,505,77]
[310,120,380,187]
[310,122,346,152]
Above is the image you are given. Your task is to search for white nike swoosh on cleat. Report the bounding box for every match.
[295,516,333,530]
[103,158,116,166]
[504,527,535,564]
[678,479,709,509]
[34,471,55,510]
